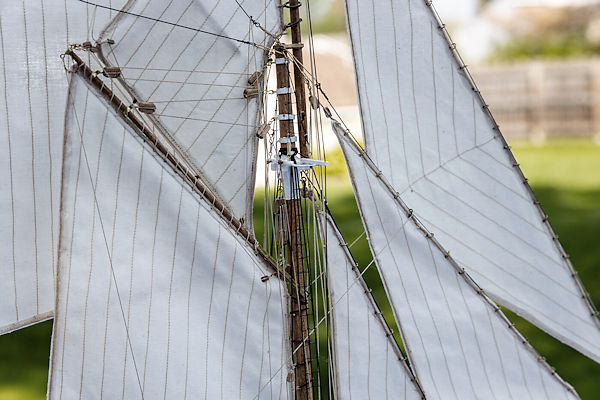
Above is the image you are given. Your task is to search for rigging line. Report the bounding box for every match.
[76,0,262,48]
[153,113,256,127]
[123,78,247,88]
[70,97,145,398]
[233,0,278,40]
[255,216,415,399]
[120,66,251,75]
[151,97,246,103]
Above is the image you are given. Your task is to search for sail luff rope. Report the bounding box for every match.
[75,0,268,49]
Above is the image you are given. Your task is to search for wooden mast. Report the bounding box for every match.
[274,2,313,398]
[288,0,309,158]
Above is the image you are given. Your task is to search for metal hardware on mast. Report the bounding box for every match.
[274,40,314,400]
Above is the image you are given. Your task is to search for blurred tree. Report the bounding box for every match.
[489,4,600,60]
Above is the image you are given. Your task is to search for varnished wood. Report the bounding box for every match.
[274,41,314,400]
[289,0,309,158]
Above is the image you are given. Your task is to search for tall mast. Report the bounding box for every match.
[288,0,309,158]
[274,1,313,398]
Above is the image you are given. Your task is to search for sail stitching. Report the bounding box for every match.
[0,15,19,323]
[323,213,426,398]
[344,0,600,360]
[411,211,600,347]
[77,0,264,48]
[411,186,582,295]
[334,123,579,395]
[421,0,600,329]
[413,174,581,285]
[66,84,145,398]
[255,209,426,399]
[97,0,279,224]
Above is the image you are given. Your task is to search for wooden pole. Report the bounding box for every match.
[288,0,310,158]
[273,41,313,400]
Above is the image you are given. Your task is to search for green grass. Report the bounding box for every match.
[2,140,600,399]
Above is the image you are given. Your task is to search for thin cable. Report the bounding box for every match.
[233,0,278,39]
[77,0,262,48]
[69,88,145,398]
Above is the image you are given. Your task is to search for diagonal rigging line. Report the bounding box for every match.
[69,84,145,398]
[76,0,265,48]
[233,0,278,39]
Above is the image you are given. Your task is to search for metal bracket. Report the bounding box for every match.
[277,87,293,95]
[270,155,328,200]
[279,136,297,144]
[278,114,295,121]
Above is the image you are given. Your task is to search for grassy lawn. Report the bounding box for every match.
[1,140,599,399]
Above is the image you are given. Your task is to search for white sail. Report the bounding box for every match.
[321,213,423,399]
[48,76,290,399]
[0,0,128,334]
[95,0,283,226]
[334,121,579,400]
[343,0,600,361]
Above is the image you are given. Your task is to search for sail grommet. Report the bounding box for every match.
[261,275,270,282]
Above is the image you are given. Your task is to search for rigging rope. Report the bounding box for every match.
[233,0,279,40]
[76,0,266,48]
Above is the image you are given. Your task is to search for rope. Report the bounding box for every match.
[233,0,279,40]
[76,0,264,48]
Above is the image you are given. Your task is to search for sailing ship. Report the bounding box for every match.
[1,0,599,398]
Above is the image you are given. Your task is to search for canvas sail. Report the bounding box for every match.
[48,75,290,399]
[343,0,600,362]
[334,121,579,400]
[95,0,283,227]
[0,0,128,334]
[321,213,423,399]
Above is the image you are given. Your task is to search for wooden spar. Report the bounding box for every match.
[288,0,309,158]
[273,42,314,400]
[63,48,290,282]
